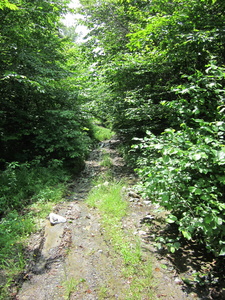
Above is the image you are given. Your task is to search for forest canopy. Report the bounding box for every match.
[0,0,92,169]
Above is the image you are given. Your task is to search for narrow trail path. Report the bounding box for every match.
[17,138,195,300]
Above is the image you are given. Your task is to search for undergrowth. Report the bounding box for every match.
[86,173,154,299]
[132,63,225,256]
[0,160,70,299]
[92,123,115,142]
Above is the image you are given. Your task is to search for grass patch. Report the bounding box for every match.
[0,161,70,299]
[62,278,86,299]
[97,285,109,299]
[100,151,113,168]
[0,160,70,215]
[86,174,154,299]
[92,124,115,142]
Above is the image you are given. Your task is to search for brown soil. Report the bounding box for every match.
[15,137,225,300]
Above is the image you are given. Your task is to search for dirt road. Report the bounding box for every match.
[17,138,196,299]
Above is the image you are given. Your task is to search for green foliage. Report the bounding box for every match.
[0,159,70,298]
[33,110,92,164]
[0,160,70,215]
[0,0,92,169]
[0,0,17,10]
[133,64,225,256]
[164,60,225,128]
[0,210,34,259]
[78,0,225,139]
[134,123,225,255]
[92,123,115,141]
[79,0,131,55]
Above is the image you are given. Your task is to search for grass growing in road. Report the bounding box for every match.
[62,278,86,300]
[86,174,154,299]
[100,152,113,167]
[92,123,115,142]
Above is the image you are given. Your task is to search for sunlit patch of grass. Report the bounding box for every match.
[92,124,115,141]
[86,175,154,299]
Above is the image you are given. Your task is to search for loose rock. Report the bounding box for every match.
[49,213,67,225]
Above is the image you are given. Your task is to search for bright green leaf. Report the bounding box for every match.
[219,246,225,256]
[181,231,192,240]
[166,215,177,223]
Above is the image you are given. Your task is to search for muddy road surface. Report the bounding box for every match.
[17,138,205,299]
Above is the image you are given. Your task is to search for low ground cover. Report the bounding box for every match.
[86,173,154,299]
[0,162,70,299]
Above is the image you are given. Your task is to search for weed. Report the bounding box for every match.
[86,175,154,299]
[0,161,69,215]
[92,124,115,142]
[62,278,86,299]
[62,277,78,299]
[98,285,109,299]
[100,153,113,167]
[0,161,70,298]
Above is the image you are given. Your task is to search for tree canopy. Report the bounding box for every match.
[78,0,225,135]
[0,0,92,169]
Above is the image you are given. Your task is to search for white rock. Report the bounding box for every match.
[145,214,155,220]
[49,213,67,225]
[174,277,183,285]
[143,201,151,205]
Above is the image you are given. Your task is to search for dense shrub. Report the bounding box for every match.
[33,110,92,168]
[133,64,225,256]
[134,122,225,255]
[0,160,70,215]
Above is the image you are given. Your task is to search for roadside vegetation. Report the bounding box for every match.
[92,122,115,142]
[133,62,225,256]
[78,0,225,259]
[0,162,70,299]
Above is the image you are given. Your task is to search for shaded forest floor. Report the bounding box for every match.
[15,137,225,299]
